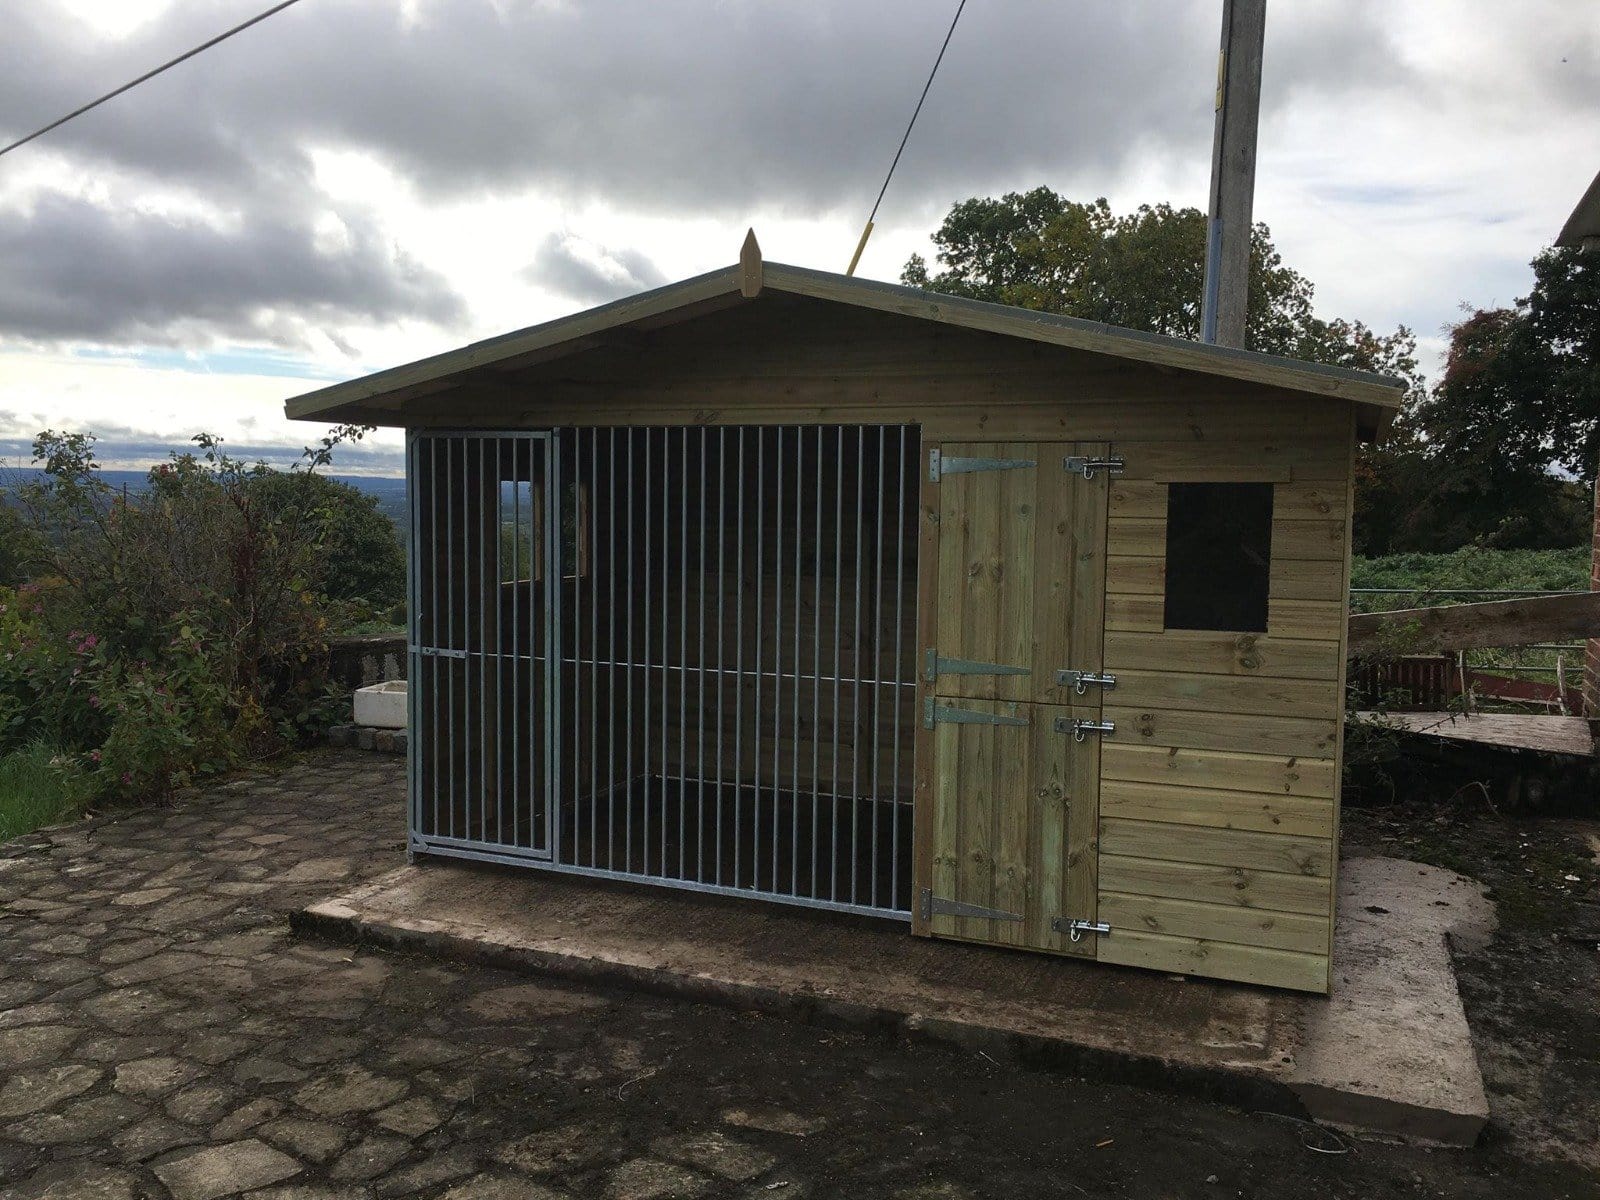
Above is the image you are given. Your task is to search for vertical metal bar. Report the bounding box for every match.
[445,436,455,841]
[661,428,671,879]
[405,433,419,853]
[427,437,440,844]
[570,433,579,864]
[590,429,599,869]
[791,424,802,897]
[547,431,562,859]
[850,425,865,904]
[739,428,752,889]
[893,425,910,909]
[494,441,504,849]
[870,426,887,907]
[748,428,761,893]
[643,429,652,875]
[811,427,823,898]
[627,429,637,873]
[715,426,727,887]
[680,427,689,880]
[697,425,708,885]
[476,436,486,845]
[511,448,520,846]
[831,426,844,901]
[531,441,544,857]
[770,427,782,895]
[607,428,618,871]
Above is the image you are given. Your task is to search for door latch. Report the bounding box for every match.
[1052,917,1112,943]
[1055,668,1117,696]
[1062,454,1125,480]
[1054,716,1115,742]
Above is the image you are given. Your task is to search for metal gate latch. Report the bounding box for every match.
[1053,917,1112,943]
[1054,716,1115,742]
[1055,668,1117,695]
[1062,454,1125,480]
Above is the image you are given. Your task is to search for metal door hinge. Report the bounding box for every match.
[926,648,1031,684]
[1063,454,1125,480]
[929,448,1036,482]
[1054,716,1115,742]
[925,699,1030,730]
[1055,668,1117,695]
[1052,917,1112,943]
[921,888,1024,923]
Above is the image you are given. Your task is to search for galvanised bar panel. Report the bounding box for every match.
[410,425,918,920]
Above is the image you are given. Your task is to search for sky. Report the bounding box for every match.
[0,0,1593,476]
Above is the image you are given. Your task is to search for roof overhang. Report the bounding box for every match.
[1557,169,1600,251]
[286,241,1405,438]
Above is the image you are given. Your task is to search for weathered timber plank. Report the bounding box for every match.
[1097,891,1330,954]
[1111,670,1338,719]
[1098,854,1332,915]
[1104,631,1342,680]
[1098,780,1333,837]
[1104,706,1338,757]
[1109,480,1347,522]
[1353,712,1596,758]
[1095,927,1329,993]
[1101,743,1337,798]
[1348,591,1600,656]
[1098,818,1332,877]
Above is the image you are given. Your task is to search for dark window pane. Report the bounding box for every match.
[1163,482,1274,632]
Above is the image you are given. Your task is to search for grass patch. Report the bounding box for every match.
[0,741,85,843]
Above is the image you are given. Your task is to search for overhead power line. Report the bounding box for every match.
[0,0,306,161]
[846,0,968,276]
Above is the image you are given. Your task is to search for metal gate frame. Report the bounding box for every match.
[407,425,917,920]
[407,429,559,866]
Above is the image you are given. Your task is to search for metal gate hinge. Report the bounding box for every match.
[1053,716,1115,742]
[1055,668,1117,695]
[925,699,1031,730]
[929,448,1037,482]
[921,888,1024,923]
[926,648,1031,684]
[1062,454,1125,480]
[1052,917,1112,943]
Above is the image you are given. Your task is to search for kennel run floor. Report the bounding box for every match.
[295,854,1492,1146]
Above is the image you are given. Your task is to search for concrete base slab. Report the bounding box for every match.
[293,855,1491,1146]
[1290,858,1495,1146]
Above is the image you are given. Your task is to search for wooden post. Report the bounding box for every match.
[1199,0,1266,349]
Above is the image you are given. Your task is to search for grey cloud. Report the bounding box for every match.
[0,193,463,347]
[7,0,1577,350]
[1,1,1412,218]
[527,233,668,304]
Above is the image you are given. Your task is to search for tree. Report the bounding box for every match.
[247,470,405,612]
[1414,246,1598,520]
[902,188,1423,392]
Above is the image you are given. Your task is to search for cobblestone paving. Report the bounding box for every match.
[1,750,1592,1199]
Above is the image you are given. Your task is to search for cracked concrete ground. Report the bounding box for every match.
[1,749,1595,1199]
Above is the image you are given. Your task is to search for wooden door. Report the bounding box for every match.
[917,442,1111,956]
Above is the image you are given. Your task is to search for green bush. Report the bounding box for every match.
[0,426,370,810]
[1350,547,1587,612]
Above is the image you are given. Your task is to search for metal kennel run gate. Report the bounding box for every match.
[408,426,920,919]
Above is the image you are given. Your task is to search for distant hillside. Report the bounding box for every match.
[0,468,409,527]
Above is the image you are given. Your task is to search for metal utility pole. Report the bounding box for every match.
[1199,0,1266,348]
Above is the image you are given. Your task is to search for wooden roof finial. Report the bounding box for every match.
[739,228,763,298]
